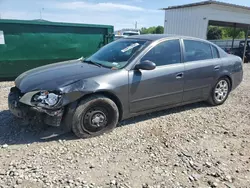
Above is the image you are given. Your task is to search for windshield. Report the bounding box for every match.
[84,39,149,69]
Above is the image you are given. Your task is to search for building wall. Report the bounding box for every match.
[164,4,250,39]
[164,6,209,39]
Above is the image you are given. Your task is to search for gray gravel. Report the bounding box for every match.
[0,65,250,188]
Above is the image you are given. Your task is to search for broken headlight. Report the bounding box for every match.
[32,91,62,107]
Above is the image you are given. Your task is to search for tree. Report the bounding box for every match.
[207,26,222,40]
[207,26,245,40]
[222,27,245,39]
[140,26,164,34]
[155,26,164,34]
[140,27,148,34]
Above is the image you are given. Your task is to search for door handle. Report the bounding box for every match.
[214,65,220,71]
[176,72,184,79]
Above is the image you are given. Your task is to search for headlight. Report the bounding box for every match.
[32,91,61,107]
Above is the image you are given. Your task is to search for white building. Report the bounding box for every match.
[162,1,250,39]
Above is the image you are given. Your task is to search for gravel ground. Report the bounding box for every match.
[0,65,250,188]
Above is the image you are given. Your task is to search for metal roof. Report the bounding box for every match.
[209,20,250,29]
[161,0,250,11]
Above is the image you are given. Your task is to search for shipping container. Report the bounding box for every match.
[0,19,114,79]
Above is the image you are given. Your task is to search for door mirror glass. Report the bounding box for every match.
[135,60,156,70]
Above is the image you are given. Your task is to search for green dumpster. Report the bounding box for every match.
[0,19,114,79]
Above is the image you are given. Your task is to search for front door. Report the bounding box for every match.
[129,39,184,113]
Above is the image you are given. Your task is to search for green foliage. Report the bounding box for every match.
[141,27,156,34]
[141,26,164,34]
[142,25,245,39]
[155,26,164,34]
[222,27,245,39]
[207,26,222,40]
[207,26,245,40]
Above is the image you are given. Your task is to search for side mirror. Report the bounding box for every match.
[135,60,156,70]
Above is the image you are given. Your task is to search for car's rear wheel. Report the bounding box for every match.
[72,95,119,138]
[208,77,231,106]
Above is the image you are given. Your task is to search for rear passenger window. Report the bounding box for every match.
[184,40,213,62]
[211,45,220,58]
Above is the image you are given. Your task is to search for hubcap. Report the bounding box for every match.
[214,80,229,102]
[91,113,105,127]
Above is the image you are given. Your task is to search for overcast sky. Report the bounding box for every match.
[0,0,250,30]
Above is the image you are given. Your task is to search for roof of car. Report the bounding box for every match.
[125,34,206,42]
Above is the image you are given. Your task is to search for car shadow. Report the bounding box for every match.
[0,110,77,146]
[0,102,209,146]
[118,101,209,127]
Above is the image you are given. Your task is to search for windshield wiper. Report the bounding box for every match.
[82,59,102,67]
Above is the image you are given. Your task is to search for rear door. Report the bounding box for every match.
[182,39,219,102]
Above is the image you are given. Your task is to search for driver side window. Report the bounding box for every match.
[141,39,181,66]
[184,40,213,62]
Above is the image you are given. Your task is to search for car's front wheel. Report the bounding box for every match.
[72,95,119,138]
[208,77,231,106]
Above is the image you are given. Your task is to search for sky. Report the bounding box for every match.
[0,0,250,30]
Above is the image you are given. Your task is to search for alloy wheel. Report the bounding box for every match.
[214,80,229,103]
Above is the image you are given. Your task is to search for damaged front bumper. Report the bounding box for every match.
[8,87,64,127]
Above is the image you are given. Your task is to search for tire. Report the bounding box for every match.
[207,77,231,106]
[72,95,119,138]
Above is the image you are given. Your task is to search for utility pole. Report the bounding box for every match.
[242,25,250,63]
[39,8,44,20]
[231,23,236,50]
[0,0,2,19]
[135,21,137,29]
[40,10,42,19]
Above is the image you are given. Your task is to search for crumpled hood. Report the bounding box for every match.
[15,59,111,93]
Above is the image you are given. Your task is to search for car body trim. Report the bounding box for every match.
[131,90,183,103]
[183,84,210,92]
